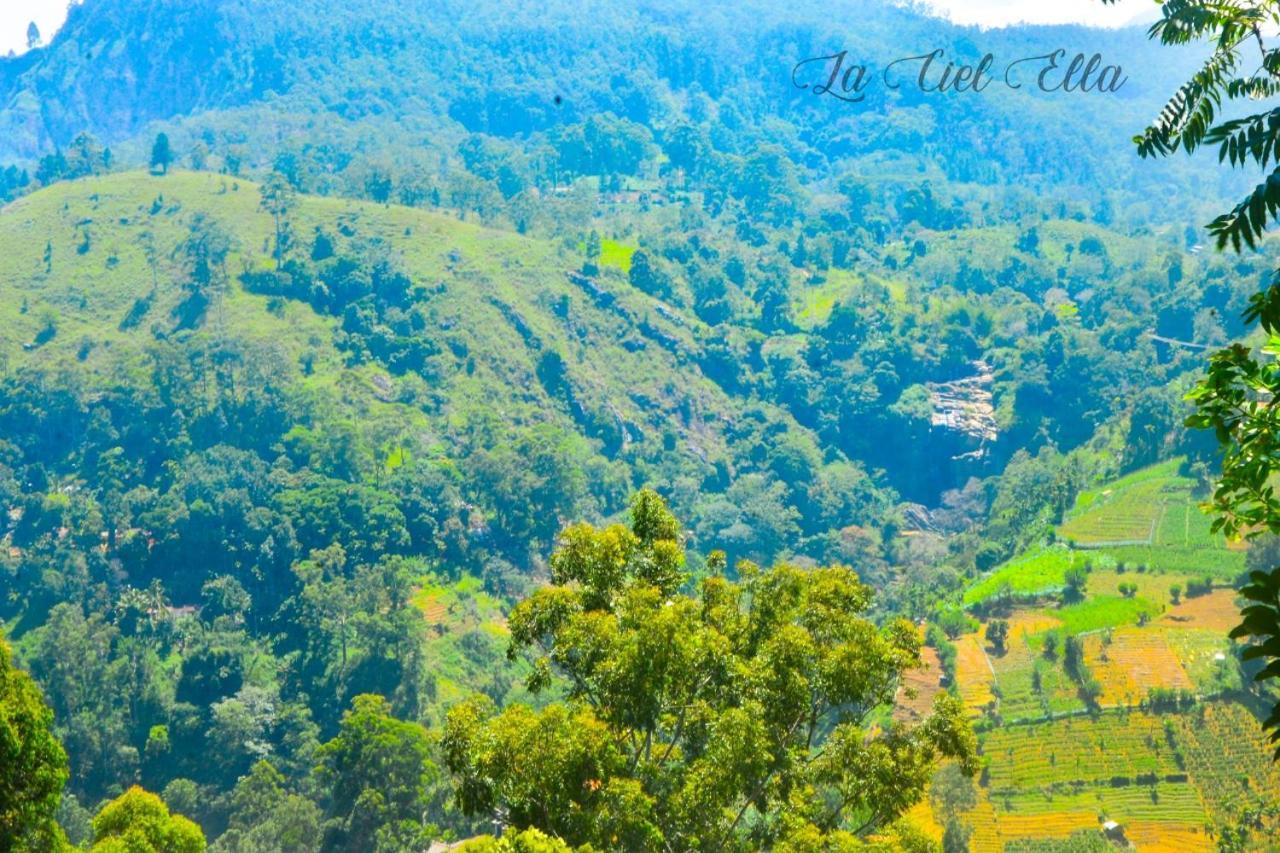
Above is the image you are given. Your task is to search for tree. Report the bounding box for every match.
[150,133,174,175]
[582,229,602,275]
[0,631,68,848]
[313,694,438,851]
[1104,0,1280,756]
[1062,565,1088,603]
[985,619,1010,655]
[90,786,205,852]
[259,171,297,270]
[930,763,976,853]
[456,828,575,852]
[1042,631,1060,661]
[443,491,975,849]
[628,250,668,297]
[26,22,40,50]
[217,761,323,852]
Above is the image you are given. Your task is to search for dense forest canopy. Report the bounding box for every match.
[0,0,1277,849]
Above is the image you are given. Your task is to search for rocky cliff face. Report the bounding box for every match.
[927,361,997,454]
[0,0,328,161]
[922,361,998,498]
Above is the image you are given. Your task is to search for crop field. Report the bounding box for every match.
[964,546,1080,606]
[989,633,1042,721]
[965,794,1002,851]
[980,620,1086,720]
[1122,821,1215,852]
[1154,498,1225,549]
[1053,594,1160,634]
[1088,569,1188,605]
[1058,461,1184,545]
[1096,544,1244,579]
[1169,701,1280,840]
[1163,629,1238,693]
[1057,460,1236,560]
[1034,660,1086,715]
[988,810,1099,841]
[948,460,1275,849]
[895,645,944,724]
[992,782,1207,823]
[982,712,1183,791]
[956,701,1280,850]
[984,614,1080,718]
[956,633,996,714]
[1159,589,1241,632]
[1082,628,1193,706]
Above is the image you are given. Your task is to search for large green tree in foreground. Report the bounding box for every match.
[1104,0,1280,755]
[443,491,974,850]
[0,629,68,849]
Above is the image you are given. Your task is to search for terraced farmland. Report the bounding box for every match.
[956,633,997,715]
[1058,462,1183,546]
[1082,628,1193,706]
[1159,589,1241,633]
[1169,701,1280,838]
[895,645,944,724]
[941,459,1278,850]
[982,712,1183,790]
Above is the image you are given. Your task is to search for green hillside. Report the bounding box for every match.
[1,170,726,457]
[1,170,879,567]
[932,461,1278,850]
[7,0,1280,847]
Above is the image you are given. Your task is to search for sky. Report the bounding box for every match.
[0,0,1152,56]
[1,0,71,57]
[922,0,1155,28]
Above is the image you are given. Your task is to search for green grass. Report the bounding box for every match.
[965,546,1082,606]
[1054,595,1161,635]
[597,238,635,272]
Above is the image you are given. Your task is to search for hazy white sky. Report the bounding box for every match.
[1,0,71,57]
[0,0,1152,56]
[923,0,1155,28]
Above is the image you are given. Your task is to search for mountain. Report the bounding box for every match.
[0,0,1220,203]
[2,0,1278,848]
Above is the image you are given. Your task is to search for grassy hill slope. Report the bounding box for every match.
[0,170,859,557]
[0,170,721,450]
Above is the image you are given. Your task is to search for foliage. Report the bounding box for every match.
[0,630,68,849]
[443,491,975,849]
[313,694,438,850]
[90,786,205,852]
[150,133,173,176]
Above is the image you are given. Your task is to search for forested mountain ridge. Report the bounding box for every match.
[0,0,1233,209]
